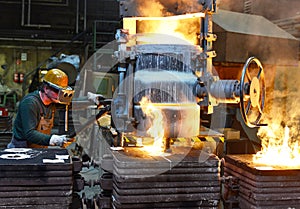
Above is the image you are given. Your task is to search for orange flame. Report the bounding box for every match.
[139,97,165,155]
[123,13,204,45]
[253,125,300,168]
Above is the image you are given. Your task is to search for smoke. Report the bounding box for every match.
[156,0,203,15]
[137,1,165,17]
[260,64,300,141]
[125,0,204,17]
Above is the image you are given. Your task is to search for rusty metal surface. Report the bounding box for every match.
[114,147,220,167]
[225,154,300,175]
[113,183,220,195]
[224,165,300,188]
[112,148,221,208]
[113,180,220,190]
[112,148,220,178]
[224,154,300,208]
[0,205,68,209]
[113,187,220,202]
[112,199,219,209]
[239,196,300,209]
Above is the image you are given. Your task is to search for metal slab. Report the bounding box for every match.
[224,163,300,185]
[0,189,72,198]
[0,204,69,209]
[0,196,72,206]
[113,164,220,177]
[112,148,220,175]
[112,199,219,209]
[113,183,220,195]
[238,186,300,201]
[224,154,300,208]
[237,177,300,193]
[112,148,221,208]
[0,176,73,186]
[239,193,300,207]
[224,154,300,177]
[0,148,72,171]
[113,180,220,189]
[0,170,72,177]
[0,185,73,192]
[239,196,300,209]
[0,148,73,208]
[113,172,220,183]
[112,190,220,204]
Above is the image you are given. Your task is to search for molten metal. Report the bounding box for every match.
[123,13,204,45]
[140,97,165,155]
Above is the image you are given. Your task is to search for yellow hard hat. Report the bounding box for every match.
[43,68,69,90]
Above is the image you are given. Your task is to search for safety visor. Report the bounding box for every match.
[44,81,74,104]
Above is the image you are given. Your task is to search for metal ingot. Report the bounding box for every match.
[135,103,200,138]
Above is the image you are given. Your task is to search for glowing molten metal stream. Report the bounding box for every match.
[140,97,165,156]
[253,125,300,168]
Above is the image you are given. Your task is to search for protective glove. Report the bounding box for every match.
[49,135,67,146]
[87,92,104,105]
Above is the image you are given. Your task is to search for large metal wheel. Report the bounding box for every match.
[239,57,266,128]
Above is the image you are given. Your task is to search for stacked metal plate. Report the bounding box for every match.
[111,148,221,209]
[224,154,300,209]
[0,148,73,209]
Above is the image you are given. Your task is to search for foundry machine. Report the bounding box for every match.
[77,0,268,208]
[110,0,266,148]
[78,0,266,153]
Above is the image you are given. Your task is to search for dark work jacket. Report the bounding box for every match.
[10,90,55,147]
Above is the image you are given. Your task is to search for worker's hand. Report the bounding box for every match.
[61,137,76,148]
[49,135,67,146]
[87,92,104,105]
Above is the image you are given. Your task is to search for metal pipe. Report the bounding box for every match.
[20,0,51,28]
[76,0,79,33]
[22,24,51,28]
[81,69,88,97]
[84,0,87,31]
[65,104,69,132]
[1,0,69,6]
[27,0,31,25]
[0,37,83,43]
[21,0,25,26]
[0,45,52,49]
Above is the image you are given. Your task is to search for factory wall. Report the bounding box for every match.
[0,48,50,100]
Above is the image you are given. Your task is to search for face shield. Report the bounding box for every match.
[44,81,74,104]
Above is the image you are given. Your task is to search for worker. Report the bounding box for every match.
[7,68,74,148]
